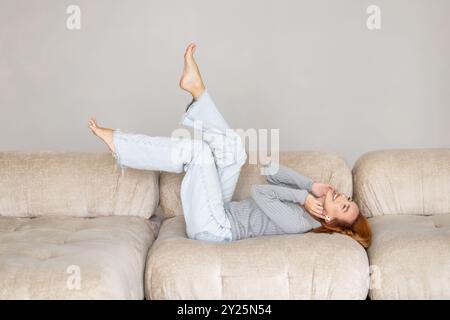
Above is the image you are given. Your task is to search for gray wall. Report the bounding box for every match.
[1,0,449,166]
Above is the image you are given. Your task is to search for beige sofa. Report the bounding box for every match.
[1,149,448,299]
[0,152,160,299]
[353,149,450,299]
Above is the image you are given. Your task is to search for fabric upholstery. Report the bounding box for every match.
[145,215,369,299]
[160,151,353,219]
[353,149,450,217]
[0,152,159,218]
[367,215,450,299]
[0,215,159,299]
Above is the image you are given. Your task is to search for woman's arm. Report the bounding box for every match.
[264,163,333,198]
[250,184,315,234]
[263,163,314,191]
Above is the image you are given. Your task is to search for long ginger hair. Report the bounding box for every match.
[312,214,372,249]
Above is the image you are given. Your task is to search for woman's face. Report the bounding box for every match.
[323,189,359,225]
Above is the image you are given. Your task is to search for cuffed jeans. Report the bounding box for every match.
[112,90,247,242]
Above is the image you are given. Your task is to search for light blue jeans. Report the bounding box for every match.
[112,90,247,242]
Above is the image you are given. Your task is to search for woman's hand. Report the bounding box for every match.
[304,194,325,219]
[311,182,333,198]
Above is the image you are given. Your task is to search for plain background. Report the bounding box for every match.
[0,0,449,166]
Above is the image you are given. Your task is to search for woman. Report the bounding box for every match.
[88,43,371,248]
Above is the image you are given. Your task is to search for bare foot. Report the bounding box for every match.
[88,117,115,153]
[179,43,206,99]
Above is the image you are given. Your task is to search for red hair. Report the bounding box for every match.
[312,214,372,249]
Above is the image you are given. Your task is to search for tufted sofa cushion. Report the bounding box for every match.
[145,215,369,299]
[0,152,159,218]
[147,151,369,299]
[367,215,450,299]
[0,215,159,299]
[159,151,353,219]
[353,149,450,218]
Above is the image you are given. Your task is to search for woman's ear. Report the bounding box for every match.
[324,215,331,223]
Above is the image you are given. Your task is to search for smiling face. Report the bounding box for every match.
[323,189,359,225]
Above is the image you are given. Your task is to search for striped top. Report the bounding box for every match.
[224,164,322,241]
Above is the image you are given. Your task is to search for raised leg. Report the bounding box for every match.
[111,130,232,241]
[181,90,247,203]
[178,42,247,203]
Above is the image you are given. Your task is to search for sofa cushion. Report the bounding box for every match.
[368,214,450,299]
[0,152,159,218]
[160,151,353,219]
[353,149,450,217]
[0,215,158,299]
[145,215,369,299]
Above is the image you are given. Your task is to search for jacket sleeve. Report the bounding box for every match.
[250,184,314,234]
[263,163,314,192]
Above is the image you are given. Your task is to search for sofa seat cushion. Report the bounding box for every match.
[145,216,369,300]
[368,214,450,299]
[0,215,158,299]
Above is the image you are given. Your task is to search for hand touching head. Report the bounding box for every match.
[310,184,372,249]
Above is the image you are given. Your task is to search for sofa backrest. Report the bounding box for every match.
[353,149,450,217]
[159,151,352,219]
[0,152,159,218]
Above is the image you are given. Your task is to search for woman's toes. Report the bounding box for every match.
[184,43,196,61]
[89,117,100,129]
